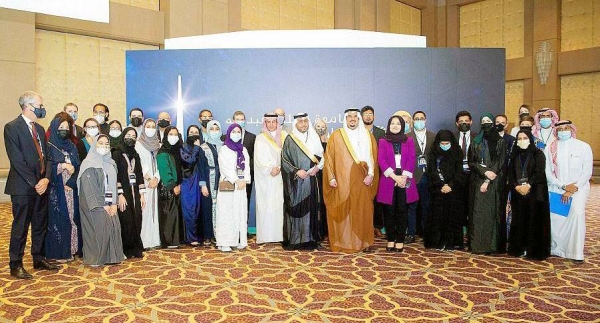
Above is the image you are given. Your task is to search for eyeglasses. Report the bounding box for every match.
[29,103,45,109]
[414,117,425,121]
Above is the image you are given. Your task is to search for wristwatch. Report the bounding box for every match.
[561,184,566,190]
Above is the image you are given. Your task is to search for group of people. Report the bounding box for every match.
[4,91,593,280]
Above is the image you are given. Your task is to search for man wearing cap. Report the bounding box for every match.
[544,120,593,262]
[281,113,324,250]
[254,112,288,244]
[323,108,379,253]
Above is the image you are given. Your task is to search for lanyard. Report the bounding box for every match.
[415,132,426,152]
[518,153,531,179]
[123,154,135,174]
[480,140,487,164]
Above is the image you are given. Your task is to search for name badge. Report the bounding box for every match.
[417,155,427,169]
[64,153,71,165]
[480,164,487,168]
[536,141,546,149]
[237,168,244,179]
[105,191,113,205]
[462,160,470,171]
[129,173,136,185]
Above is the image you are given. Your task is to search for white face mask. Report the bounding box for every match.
[230,133,242,142]
[517,139,530,149]
[167,135,179,145]
[94,115,106,124]
[109,129,121,138]
[96,147,110,156]
[144,128,156,138]
[86,127,99,137]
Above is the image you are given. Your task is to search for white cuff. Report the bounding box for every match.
[402,170,413,178]
[383,168,394,177]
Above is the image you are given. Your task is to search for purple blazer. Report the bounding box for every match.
[376,138,419,205]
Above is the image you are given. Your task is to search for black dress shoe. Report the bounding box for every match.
[10,266,33,279]
[405,235,415,244]
[33,259,59,271]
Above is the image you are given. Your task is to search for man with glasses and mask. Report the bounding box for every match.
[454,110,475,250]
[128,108,144,139]
[274,107,292,133]
[93,103,110,135]
[199,109,213,141]
[4,91,59,279]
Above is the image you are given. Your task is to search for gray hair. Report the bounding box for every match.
[18,91,40,109]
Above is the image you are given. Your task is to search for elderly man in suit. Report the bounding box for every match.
[4,91,59,279]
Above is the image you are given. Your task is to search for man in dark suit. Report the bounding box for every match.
[4,91,59,279]
[455,110,476,250]
[232,111,256,209]
[361,106,386,238]
[63,102,85,139]
[407,110,436,241]
[93,103,110,135]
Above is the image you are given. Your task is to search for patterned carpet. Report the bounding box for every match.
[1,187,599,322]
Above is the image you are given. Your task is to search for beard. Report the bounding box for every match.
[363,120,373,125]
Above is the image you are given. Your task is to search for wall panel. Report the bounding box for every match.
[390,0,421,35]
[561,0,600,51]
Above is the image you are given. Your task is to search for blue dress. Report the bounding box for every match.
[180,143,202,243]
[45,119,82,260]
[199,143,220,241]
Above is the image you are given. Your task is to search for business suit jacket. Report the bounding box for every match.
[75,124,85,139]
[408,129,436,183]
[371,126,386,144]
[4,116,49,195]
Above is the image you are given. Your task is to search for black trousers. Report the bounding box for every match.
[383,187,408,243]
[9,194,48,269]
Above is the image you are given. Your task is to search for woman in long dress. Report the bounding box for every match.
[507,130,550,260]
[215,124,251,252]
[180,125,203,246]
[45,114,81,262]
[157,126,183,248]
[424,130,465,251]
[112,127,146,259]
[199,121,223,246]
[78,135,125,266]
[135,119,161,250]
[468,113,506,254]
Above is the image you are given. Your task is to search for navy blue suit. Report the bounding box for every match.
[4,115,50,269]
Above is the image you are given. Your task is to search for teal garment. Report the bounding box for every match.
[157,152,179,190]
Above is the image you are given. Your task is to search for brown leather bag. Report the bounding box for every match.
[218,180,235,192]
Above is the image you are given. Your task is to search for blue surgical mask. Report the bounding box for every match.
[236,121,246,128]
[413,120,425,131]
[230,133,242,142]
[208,131,221,141]
[440,143,451,151]
[539,118,552,129]
[29,104,46,119]
[557,130,572,141]
[69,112,78,122]
[277,115,285,126]
[404,125,411,134]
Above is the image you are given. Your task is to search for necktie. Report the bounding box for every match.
[30,122,45,174]
[461,133,467,158]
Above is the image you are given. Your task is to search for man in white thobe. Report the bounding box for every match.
[544,120,593,262]
[254,113,288,243]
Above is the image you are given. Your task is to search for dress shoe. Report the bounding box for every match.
[394,243,404,253]
[33,259,59,271]
[10,266,33,279]
[405,235,415,244]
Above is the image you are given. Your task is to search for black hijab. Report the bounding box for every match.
[159,126,183,182]
[432,129,461,161]
[384,116,407,144]
[186,125,202,146]
[113,127,139,159]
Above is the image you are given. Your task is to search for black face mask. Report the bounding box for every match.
[58,130,69,139]
[186,135,200,146]
[158,119,170,128]
[131,117,142,127]
[201,120,210,128]
[495,124,505,132]
[481,123,493,132]
[124,138,136,147]
[458,123,470,132]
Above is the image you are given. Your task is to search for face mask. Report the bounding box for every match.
[144,128,156,137]
[158,119,170,128]
[96,147,110,156]
[517,139,530,149]
[495,124,505,132]
[186,135,200,146]
[94,115,106,124]
[481,123,493,132]
[540,118,552,129]
[277,115,285,126]
[69,112,78,122]
[86,127,99,137]
[167,135,179,145]
[109,129,122,138]
[413,120,425,131]
[131,117,142,127]
[124,138,136,147]
[404,125,411,134]
[236,121,246,128]
[208,131,221,141]
[30,105,46,119]
[58,130,69,139]
[315,128,326,136]
[201,120,210,128]
[459,123,470,132]
[557,130,572,141]
[440,143,451,151]
[230,133,242,142]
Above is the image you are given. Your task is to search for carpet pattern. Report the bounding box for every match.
[1,186,599,322]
